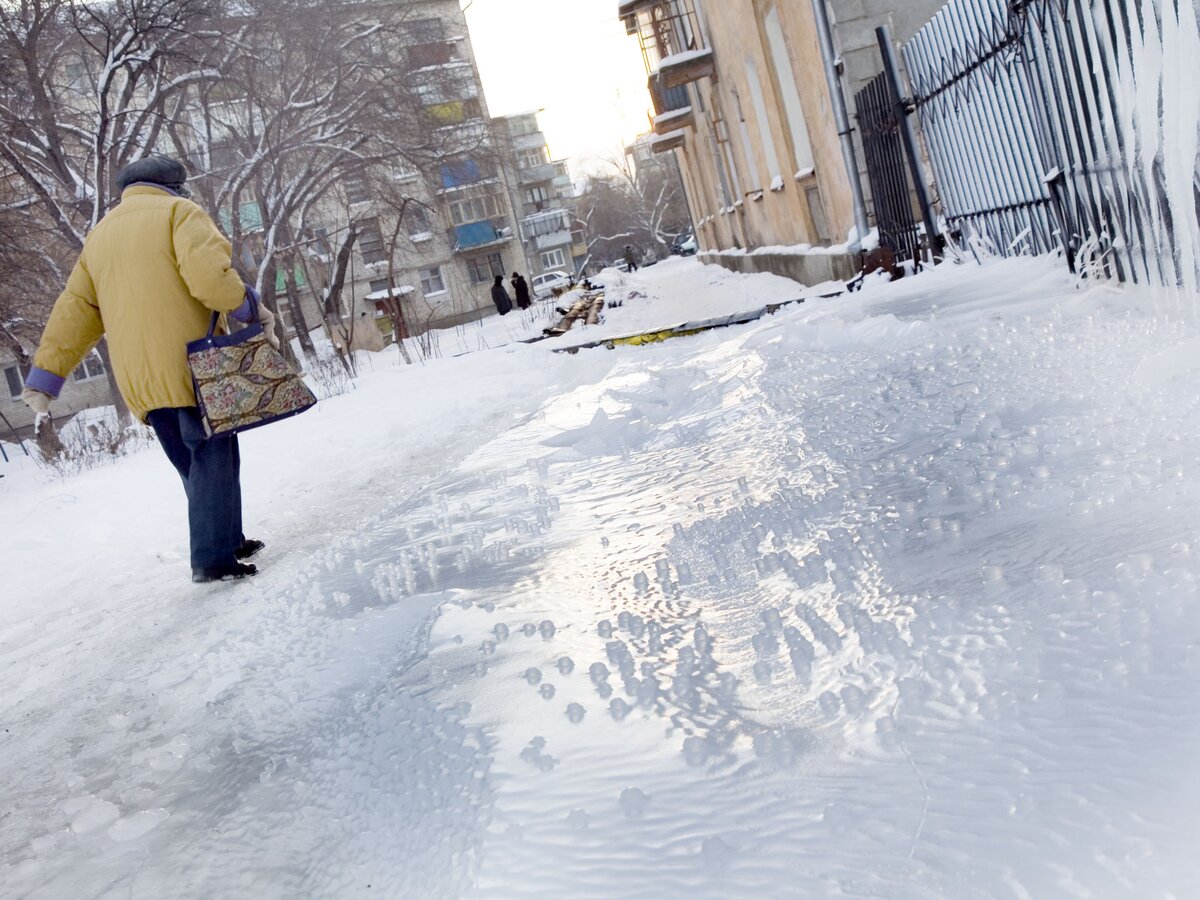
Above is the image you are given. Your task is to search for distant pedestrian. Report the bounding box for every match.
[491,275,513,315]
[623,244,639,272]
[20,155,273,584]
[512,272,532,310]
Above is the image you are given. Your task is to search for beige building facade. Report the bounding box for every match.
[620,0,941,281]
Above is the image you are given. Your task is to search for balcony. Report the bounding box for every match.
[406,41,465,72]
[651,129,687,153]
[518,162,557,185]
[649,72,691,116]
[437,158,498,193]
[521,209,571,238]
[657,47,715,88]
[520,209,573,251]
[619,0,714,88]
[448,219,514,254]
[653,105,694,135]
[512,131,548,151]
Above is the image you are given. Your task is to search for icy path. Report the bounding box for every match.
[4,258,1200,897]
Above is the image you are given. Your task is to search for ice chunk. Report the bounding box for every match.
[701,835,735,870]
[65,797,120,835]
[620,787,650,819]
[108,809,169,842]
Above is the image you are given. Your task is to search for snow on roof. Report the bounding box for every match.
[655,48,714,71]
[651,129,687,146]
[365,285,416,302]
[653,106,693,127]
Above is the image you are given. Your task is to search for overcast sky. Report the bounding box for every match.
[463,0,653,176]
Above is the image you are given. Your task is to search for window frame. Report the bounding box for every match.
[72,350,106,383]
[358,218,388,264]
[419,266,446,295]
[4,365,24,400]
[466,252,504,285]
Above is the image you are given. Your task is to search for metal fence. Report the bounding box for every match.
[855,71,923,264]
[895,0,1199,291]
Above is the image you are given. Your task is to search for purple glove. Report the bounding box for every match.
[230,285,260,323]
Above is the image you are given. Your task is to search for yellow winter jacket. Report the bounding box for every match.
[31,186,247,422]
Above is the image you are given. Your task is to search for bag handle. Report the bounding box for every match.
[206,312,220,338]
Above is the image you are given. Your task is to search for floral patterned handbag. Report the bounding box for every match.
[187,313,317,437]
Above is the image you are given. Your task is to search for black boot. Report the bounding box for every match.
[235,538,265,560]
[192,562,258,584]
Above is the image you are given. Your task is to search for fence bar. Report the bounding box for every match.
[876,26,941,257]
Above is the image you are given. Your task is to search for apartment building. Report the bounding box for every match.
[618,0,941,283]
[494,112,587,279]
[322,1,533,344]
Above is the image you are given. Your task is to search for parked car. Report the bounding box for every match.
[673,233,698,256]
[532,270,572,299]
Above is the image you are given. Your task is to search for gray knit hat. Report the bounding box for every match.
[116,155,189,196]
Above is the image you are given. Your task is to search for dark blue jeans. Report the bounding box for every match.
[146,407,244,570]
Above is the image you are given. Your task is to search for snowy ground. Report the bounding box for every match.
[2,256,1198,899]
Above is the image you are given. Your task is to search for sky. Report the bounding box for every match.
[463,0,653,177]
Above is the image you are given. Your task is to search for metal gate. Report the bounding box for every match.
[902,0,1200,290]
[855,71,922,264]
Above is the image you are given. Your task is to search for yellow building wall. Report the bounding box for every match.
[666,0,859,252]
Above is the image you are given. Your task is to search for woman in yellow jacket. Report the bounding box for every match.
[22,156,274,583]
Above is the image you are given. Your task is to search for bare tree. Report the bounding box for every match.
[578,152,690,266]
[169,0,496,364]
[0,0,226,424]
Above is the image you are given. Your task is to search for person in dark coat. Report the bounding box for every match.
[623,244,639,272]
[512,272,532,310]
[491,275,513,315]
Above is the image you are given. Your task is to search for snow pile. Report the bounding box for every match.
[1,255,1198,898]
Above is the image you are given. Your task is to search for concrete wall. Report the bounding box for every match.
[699,248,859,286]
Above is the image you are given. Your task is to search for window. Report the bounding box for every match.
[358,219,387,264]
[312,227,333,258]
[466,253,504,285]
[518,147,548,170]
[744,58,782,184]
[4,366,23,399]
[764,6,815,174]
[403,204,431,235]
[369,279,391,293]
[541,248,566,269]
[447,193,501,226]
[401,17,446,44]
[731,86,762,190]
[73,351,105,382]
[525,186,550,206]
[408,41,457,70]
[344,175,371,205]
[419,266,446,295]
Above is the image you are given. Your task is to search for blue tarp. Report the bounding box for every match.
[454,221,497,249]
[440,159,481,188]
